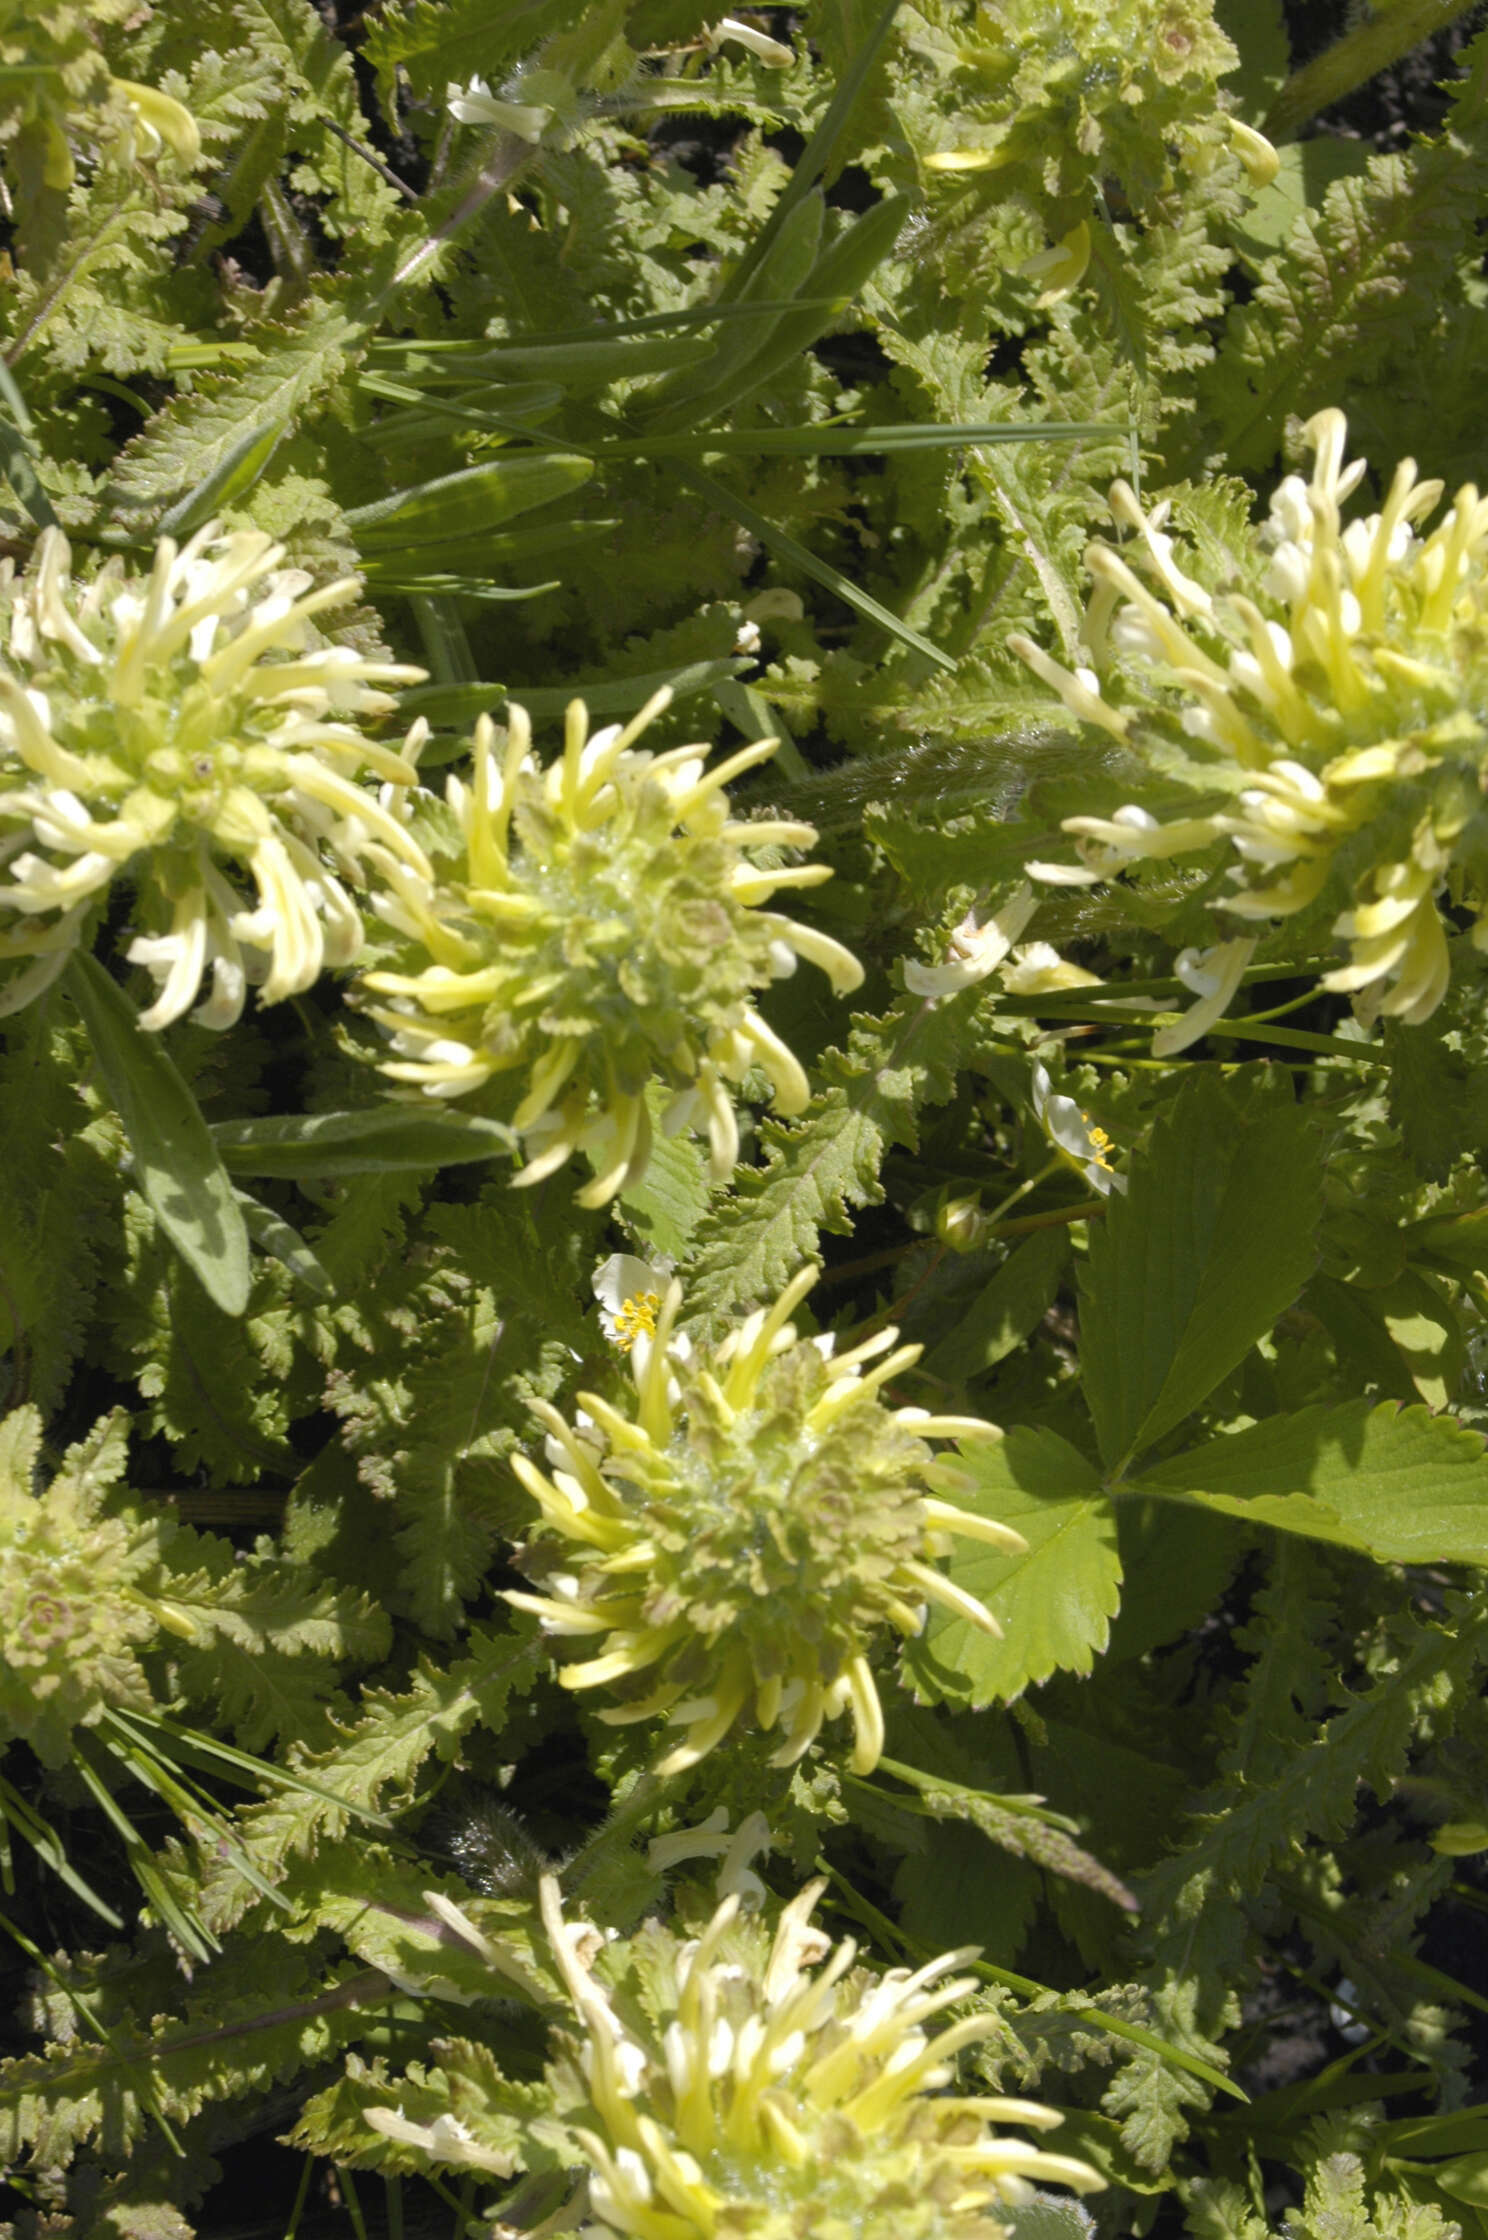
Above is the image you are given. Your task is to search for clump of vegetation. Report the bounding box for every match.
[5,6,1488,2240]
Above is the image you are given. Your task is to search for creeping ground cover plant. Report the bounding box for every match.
[12,4,1488,2239]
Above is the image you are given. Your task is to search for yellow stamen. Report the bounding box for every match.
[613,1289,661,1353]
[1083,1118,1116,1167]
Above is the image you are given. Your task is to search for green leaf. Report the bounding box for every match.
[691,993,991,1313]
[413,333,712,387]
[187,1629,539,1936]
[1227,140,1371,263]
[1431,1824,1488,1856]
[0,360,59,529]
[211,1106,515,1178]
[1031,2108,1176,2197]
[1131,1400,1488,1567]
[618,1094,710,1261]
[66,956,250,1318]
[1079,1069,1324,1473]
[0,1943,387,2167]
[107,301,359,523]
[362,0,579,109]
[1427,2154,1488,2210]
[719,0,903,295]
[154,417,284,540]
[1212,0,1290,120]
[646,195,912,436]
[923,1225,1070,1382]
[235,1191,334,1297]
[1386,1009,1488,1181]
[622,419,1127,460]
[639,189,826,430]
[1105,1498,1248,1663]
[344,454,592,547]
[904,1428,1122,1706]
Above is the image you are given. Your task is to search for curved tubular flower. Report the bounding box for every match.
[1014,410,1488,1029]
[0,526,427,1027]
[503,1267,1022,1778]
[358,691,863,1207]
[533,1873,1104,2240]
[904,885,1037,999]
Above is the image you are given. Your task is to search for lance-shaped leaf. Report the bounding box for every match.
[1130,1400,1488,1567]
[346,452,592,548]
[66,955,250,1317]
[904,1428,1121,1706]
[212,1106,516,1180]
[1079,1069,1323,1473]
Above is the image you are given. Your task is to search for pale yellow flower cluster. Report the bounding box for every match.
[367,1856,1102,2239]
[0,526,427,1027]
[359,692,862,1206]
[1013,410,1488,1036]
[538,1873,1102,2240]
[505,1265,1019,1778]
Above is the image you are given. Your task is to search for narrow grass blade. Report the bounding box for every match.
[69,1740,220,1963]
[677,461,955,671]
[720,0,905,299]
[106,1706,395,1827]
[0,1899,184,2156]
[0,1773,125,1929]
[98,1713,293,1915]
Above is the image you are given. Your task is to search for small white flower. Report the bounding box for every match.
[1030,1061,1125,1195]
[364,2106,513,2173]
[593,1253,672,1355]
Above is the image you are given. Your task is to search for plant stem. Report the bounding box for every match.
[991,1198,1106,1238]
[381,137,535,305]
[1264,0,1479,142]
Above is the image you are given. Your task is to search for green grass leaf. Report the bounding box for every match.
[400,656,751,730]
[0,360,59,529]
